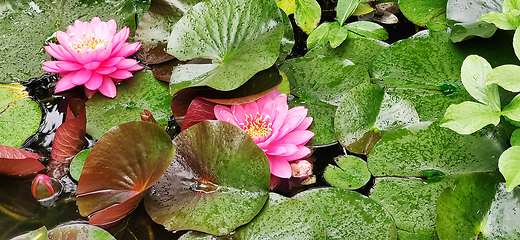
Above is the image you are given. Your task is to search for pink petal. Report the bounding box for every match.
[294,117,313,131]
[283,146,311,161]
[108,70,133,79]
[107,19,117,36]
[274,130,314,146]
[276,144,299,157]
[56,31,71,48]
[55,61,84,71]
[43,61,68,73]
[98,76,117,98]
[102,57,124,67]
[115,59,139,69]
[111,28,131,55]
[114,42,141,58]
[214,105,239,126]
[269,156,292,178]
[231,104,246,125]
[265,89,281,100]
[260,101,275,121]
[52,44,76,62]
[84,62,100,70]
[265,145,286,155]
[244,101,259,117]
[125,64,144,71]
[94,47,112,62]
[85,72,103,90]
[71,69,93,85]
[270,105,288,133]
[95,66,117,75]
[55,73,77,92]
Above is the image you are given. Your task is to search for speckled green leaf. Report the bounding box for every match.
[328,21,349,48]
[306,37,389,70]
[288,98,337,146]
[368,122,506,178]
[503,93,520,121]
[446,0,500,42]
[399,0,448,30]
[396,229,438,240]
[47,224,116,239]
[144,121,270,236]
[498,146,520,191]
[10,226,47,240]
[480,0,520,30]
[488,65,520,92]
[337,0,362,25]
[233,193,326,240]
[293,188,397,240]
[371,174,459,235]
[277,0,296,15]
[86,70,172,139]
[0,0,142,83]
[324,155,371,190]
[167,0,284,95]
[440,101,501,134]
[306,22,332,49]
[69,149,91,182]
[345,21,388,40]
[294,0,321,34]
[335,83,419,154]
[0,99,41,148]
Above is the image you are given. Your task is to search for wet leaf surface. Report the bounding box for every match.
[399,0,448,30]
[323,155,371,190]
[446,0,500,42]
[50,99,86,162]
[144,121,270,236]
[0,145,44,176]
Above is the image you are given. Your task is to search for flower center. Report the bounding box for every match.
[73,33,106,52]
[240,113,272,139]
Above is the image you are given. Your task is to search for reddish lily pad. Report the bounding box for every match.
[50,98,86,162]
[0,145,44,176]
[181,98,217,131]
[76,121,175,226]
[47,224,115,239]
[144,120,270,236]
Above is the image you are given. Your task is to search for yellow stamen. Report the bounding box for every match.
[73,33,105,52]
[240,113,272,139]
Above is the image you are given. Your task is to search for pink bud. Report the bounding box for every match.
[31,174,60,200]
[291,160,313,178]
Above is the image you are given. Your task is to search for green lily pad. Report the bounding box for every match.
[0,0,142,83]
[294,0,321,34]
[167,0,284,95]
[437,173,520,239]
[480,0,520,30]
[323,155,371,190]
[69,149,91,182]
[335,83,419,154]
[293,188,397,240]
[76,121,175,225]
[10,226,47,240]
[399,0,448,30]
[288,98,337,146]
[233,193,326,239]
[86,70,173,139]
[144,121,270,236]
[446,0,500,42]
[0,84,41,147]
[47,224,115,239]
[345,21,388,40]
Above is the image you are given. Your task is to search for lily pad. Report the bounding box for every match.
[76,121,175,225]
[50,99,86,162]
[0,145,44,176]
[345,21,388,40]
[86,70,173,139]
[69,149,91,182]
[288,98,337,146]
[48,224,116,239]
[323,155,371,190]
[335,83,419,155]
[167,0,284,95]
[10,226,47,240]
[446,0,501,42]
[0,0,142,83]
[399,0,448,30]
[437,173,520,239]
[293,187,397,240]
[144,121,270,236]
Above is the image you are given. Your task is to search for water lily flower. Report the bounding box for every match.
[214,89,314,178]
[291,160,313,178]
[31,174,60,200]
[42,17,143,98]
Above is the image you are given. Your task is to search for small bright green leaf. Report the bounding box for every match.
[511,129,520,146]
[293,188,397,240]
[0,99,41,148]
[288,98,337,146]
[144,121,270,236]
[399,0,448,30]
[86,70,173,139]
[345,21,388,40]
[48,224,116,239]
[277,0,296,15]
[335,83,419,154]
[324,155,371,190]
[449,22,498,42]
[10,226,47,240]
[277,70,291,95]
[294,0,321,34]
[306,22,332,49]
[337,0,362,25]
[328,21,349,48]
[167,0,284,95]
[69,149,91,182]
[353,3,374,16]
[504,0,520,12]
[503,93,520,121]
[479,11,520,30]
[369,122,506,177]
[440,101,501,134]
[499,146,520,191]
[460,55,499,107]
[436,173,499,239]
[487,64,520,92]
[515,26,520,59]
[234,193,326,239]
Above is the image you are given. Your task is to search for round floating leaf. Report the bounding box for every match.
[324,155,371,190]
[47,224,115,239]
[446,0,500,42]
[233,193,326,239]
[399,0,448,30]
[368,122,506,177]
[0,0,141,83]
[86,70,173,139]
[10,226,47,240]
[288,98,337,146]
[345,21,388,40]
[306,22,332,49]
[167,0,284,95]
[76,121,175,226]
[293,188,397,240]
[51,99,86,162]
[294,0,321,34]
[144,121,270,236]
[440,101,501,134]
[488,64,520,92]
[511,129,520,146]
[499,146,520,191]
[0,145,44,176]
[335,83,419,154]
[69,149,91,182]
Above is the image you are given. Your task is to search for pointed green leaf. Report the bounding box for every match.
[294,0,321,34]
[503,93,520,121]
[460,55,499,108]
[69,149,91,182]
[306,22,332,49]
[167,0,284,95]
[337,0,362,25]
[511,129,520,146]
[345,21,388,40]
[277,0,296,15]
[144,121,270,236]
[479,11,520,30]
[499,146,520,191]
[328,21,349,48]
[324,155,371,190]
[440,101,501,134]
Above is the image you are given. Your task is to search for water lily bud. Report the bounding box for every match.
[31,174,61,200]
[291,160,313,178]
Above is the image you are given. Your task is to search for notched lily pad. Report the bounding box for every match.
[324,155,371,190]
[144,120,270,236]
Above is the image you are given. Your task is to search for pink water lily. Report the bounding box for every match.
[214,89,314,178]
[42,17,143,98]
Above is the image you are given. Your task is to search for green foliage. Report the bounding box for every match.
[480,0,520,30]
[294,0,321,34]
[399,0,448,30]
[446,0,501,42]
[0,92,41,147]
[323,155,371,189]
